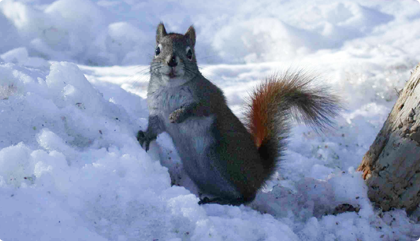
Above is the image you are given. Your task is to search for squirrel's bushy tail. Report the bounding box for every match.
[245,71,339,179]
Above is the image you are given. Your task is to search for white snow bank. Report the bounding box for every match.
[0,62,301,241]
[1,62,419,240]
[1,47,49,67]
[0,0,419,65]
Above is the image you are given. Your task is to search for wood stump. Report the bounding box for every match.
[357,63,420,214]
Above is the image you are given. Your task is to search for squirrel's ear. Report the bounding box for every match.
[156,22,167,43]
[184,25,196,47]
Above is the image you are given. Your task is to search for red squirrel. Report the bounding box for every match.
[138,23,339,205]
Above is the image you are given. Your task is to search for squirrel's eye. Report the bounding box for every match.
[186,46,193,60]
[155,46,161,56]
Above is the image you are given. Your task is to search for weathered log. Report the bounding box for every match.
[357,63,420,213]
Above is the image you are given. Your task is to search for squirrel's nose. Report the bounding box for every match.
[168,55,177,67]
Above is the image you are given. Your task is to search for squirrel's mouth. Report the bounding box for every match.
[169,71,176,78]
[168,68,177,78]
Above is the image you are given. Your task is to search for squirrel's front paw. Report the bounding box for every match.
[137,130,154,151]
[169,107,185,123]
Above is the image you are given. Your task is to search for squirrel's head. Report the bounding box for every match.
[151,23,198,86]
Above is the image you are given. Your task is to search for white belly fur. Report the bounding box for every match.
[178,115,214,154]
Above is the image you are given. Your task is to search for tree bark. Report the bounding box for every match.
[357,63,420,214]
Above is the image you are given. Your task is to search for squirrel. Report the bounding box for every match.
[137,23,339,205]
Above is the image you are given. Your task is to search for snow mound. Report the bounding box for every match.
[0,0,417,65]
[1,47,49,67]
[0,62,306,241]
[1,62,419,240]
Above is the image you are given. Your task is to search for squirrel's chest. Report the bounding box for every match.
[148,86,194,114]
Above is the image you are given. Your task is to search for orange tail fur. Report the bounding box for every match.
[245,71,339,178]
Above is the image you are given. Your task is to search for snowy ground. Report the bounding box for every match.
[1,0,420,240]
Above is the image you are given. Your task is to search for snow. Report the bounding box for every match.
[0,0,420,240]
[1,47,49,67]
